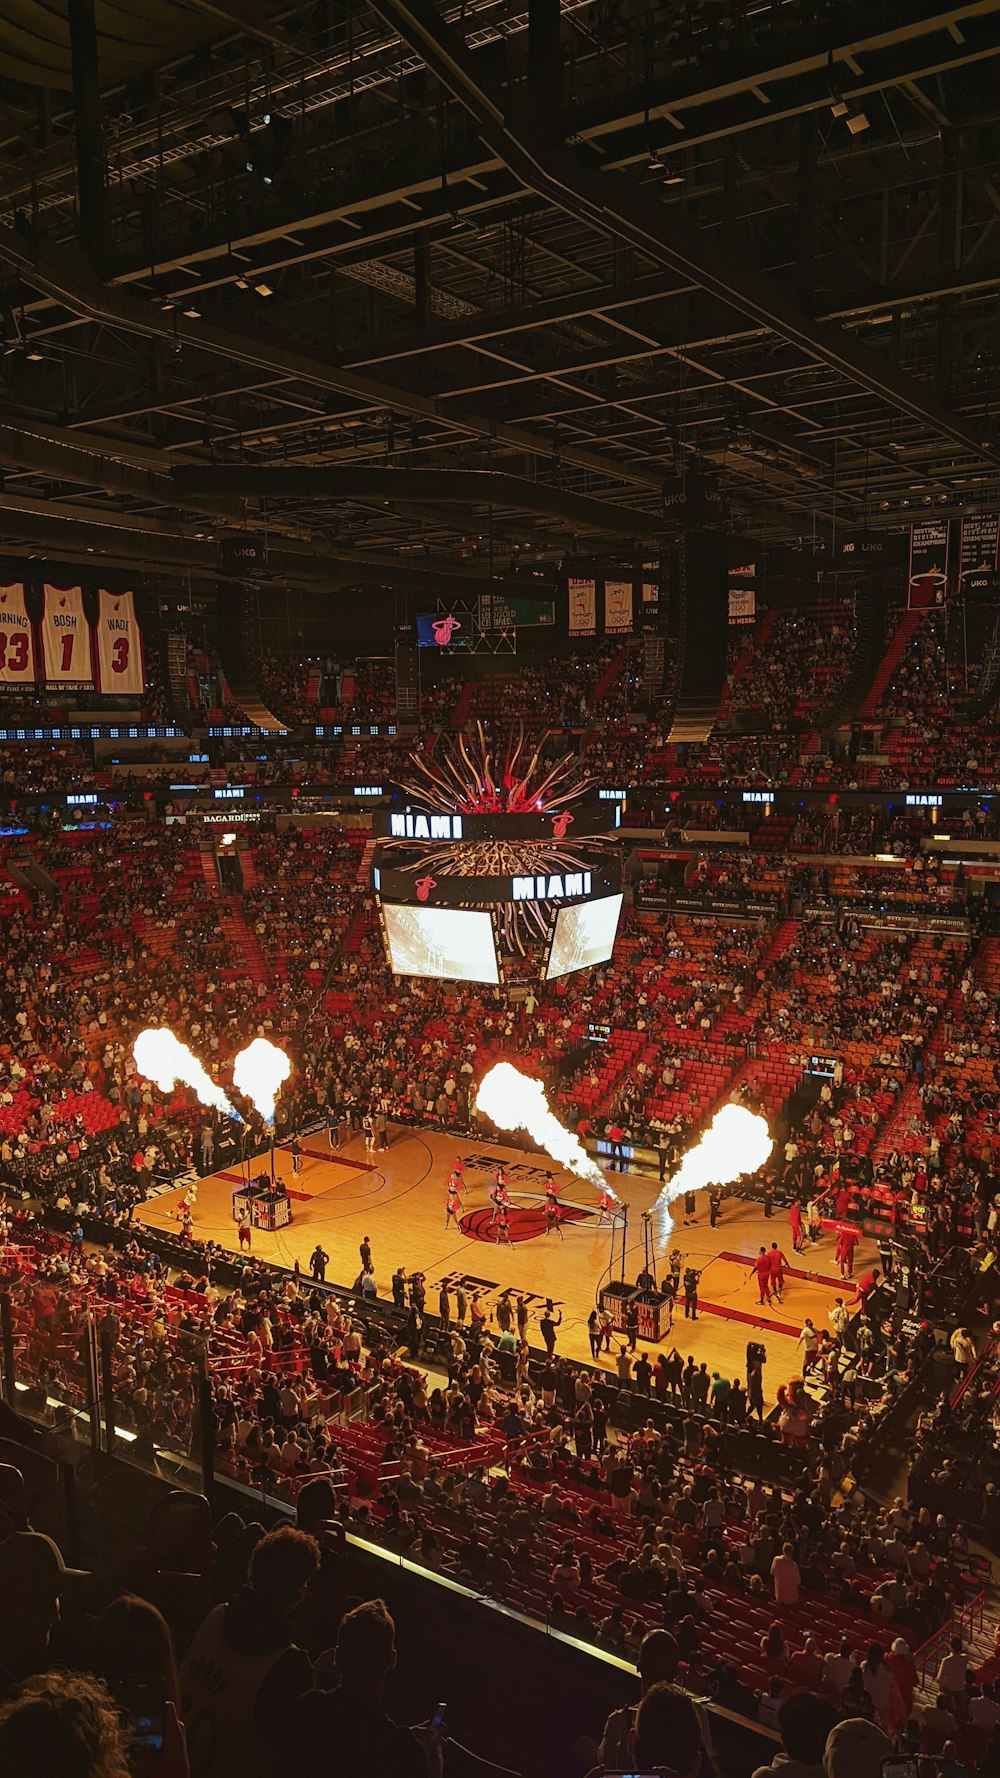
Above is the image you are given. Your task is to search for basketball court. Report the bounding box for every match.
[139,1127,873,1396]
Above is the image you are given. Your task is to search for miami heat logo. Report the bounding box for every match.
[550,811,573,839]
[432,615,461,647]
[415,874,437,903]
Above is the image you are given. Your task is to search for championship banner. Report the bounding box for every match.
[94,588,145,694]
[568,576,597,637]
[0,583,37,688]
[40,584,94,689]
[604,579,633,634]
[907,521,949,608]
[959,514,999,592]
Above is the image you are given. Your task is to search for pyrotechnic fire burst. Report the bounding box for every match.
[397,720,590,816]
[475,1061,619,1203]
[133,1028,239,1120]
[232,1038,292,1126]
[653,1104,772,1228]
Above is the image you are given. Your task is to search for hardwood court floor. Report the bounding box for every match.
[139,1127,875,1399]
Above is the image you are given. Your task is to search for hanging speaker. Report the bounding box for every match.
[215,585,286,731]
[667,530,729,743]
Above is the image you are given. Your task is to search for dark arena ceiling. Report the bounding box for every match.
[1,0,1000,601]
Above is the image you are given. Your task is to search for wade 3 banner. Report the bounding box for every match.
[94,588,145,694]
[40,584,94,689]
[0,582,38,688]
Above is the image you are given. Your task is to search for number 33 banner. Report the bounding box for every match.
[95,588,145,694]
[0,583,38,686]
[41,584,94,688]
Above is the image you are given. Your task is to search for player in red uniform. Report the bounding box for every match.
[766,1241,788,1303]
[752,1246,773,1306]
[789,1200,804,1253]
[836,1224,859,1278]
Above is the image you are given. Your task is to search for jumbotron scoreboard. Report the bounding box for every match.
[370,726,624,984]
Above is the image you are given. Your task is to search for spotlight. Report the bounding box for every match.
[234,274,250,290]
[24,343,43,362]
[183,303,201,319]
[830,98,849,118]
[662,170,685,187]
[160,297,175,311]
[254,280,274,297]
[846,110,870,135]
[447,211,468,234]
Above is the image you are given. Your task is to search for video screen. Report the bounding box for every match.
[416,612,468,650]
[382,902,499,985]
[545,891,623,980]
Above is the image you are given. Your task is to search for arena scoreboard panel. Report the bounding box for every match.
[371,800,623,985]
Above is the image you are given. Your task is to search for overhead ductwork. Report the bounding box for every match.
[365,0,1000,478]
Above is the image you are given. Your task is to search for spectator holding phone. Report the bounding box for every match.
[282,1598,433,1778]
[92,1594,189,1778]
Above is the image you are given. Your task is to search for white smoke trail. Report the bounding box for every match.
[133,1028,239,1120]
[653,1104,772,1218]
[475,1061,620,1202]
[232,1037,291,1126]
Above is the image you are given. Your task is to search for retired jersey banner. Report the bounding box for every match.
[95,588,145,694]
[567,576,597,637]
[604,579,633,634]
[0,583,37,688]
[40,584,94,688]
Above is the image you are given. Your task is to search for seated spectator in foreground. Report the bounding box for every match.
[823,1718,892,1778]
[630,1683,717,1778]
[180,1526,319,1778]
[0,1669,132,1778]
[282,1598,435,1778]
[0,1530,88,1693]
[752,1690,840,1778]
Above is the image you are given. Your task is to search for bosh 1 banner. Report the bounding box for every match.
[567,576,597,637]
[40,584,94,688]
[0,583,38,688]
[95,588,145,694]
[604,579,633,634]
